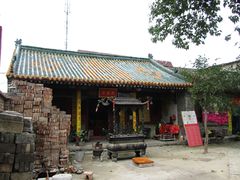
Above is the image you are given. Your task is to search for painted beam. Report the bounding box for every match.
[133,110,137,132]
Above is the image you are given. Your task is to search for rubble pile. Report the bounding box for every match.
[8,80,71,173]
[0,111,35,180]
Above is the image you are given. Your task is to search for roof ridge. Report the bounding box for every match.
[150,59,185,80]
[20,45,150,61]
[217,58,240,67]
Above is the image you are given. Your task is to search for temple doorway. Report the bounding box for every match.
[88,99,109,137]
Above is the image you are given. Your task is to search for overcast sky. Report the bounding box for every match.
[0,0,239,92]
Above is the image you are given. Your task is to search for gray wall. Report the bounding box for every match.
[176,92,194,126]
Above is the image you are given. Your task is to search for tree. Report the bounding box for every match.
[149,0,240,49]
[182,56,237,153]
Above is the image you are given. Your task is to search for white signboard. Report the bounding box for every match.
[181,111,198,125]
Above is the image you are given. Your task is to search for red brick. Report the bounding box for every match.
[32,113,40,121]
[33,98,42,105]
[24,101,33,109]
[23,109,32,117]
[14,105,24,113]
[25,93,34,101]
[33,106,41,113]
[38,117,48,124]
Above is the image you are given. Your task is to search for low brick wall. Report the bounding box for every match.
[7,80,71,174]
[0,111,35,180]
[0,92,11,112]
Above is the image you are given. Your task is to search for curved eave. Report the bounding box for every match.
[7,73,192,89]
[6,48,17,77]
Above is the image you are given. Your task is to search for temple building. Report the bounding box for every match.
[6,40,193,139]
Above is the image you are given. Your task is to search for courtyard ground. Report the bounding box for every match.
[70,140,240,180]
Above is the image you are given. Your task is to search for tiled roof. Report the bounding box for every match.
[7,43,191,88]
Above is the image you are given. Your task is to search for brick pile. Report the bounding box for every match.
[0,111,35,180]
[7,80,71,173]
[0,95,4,112]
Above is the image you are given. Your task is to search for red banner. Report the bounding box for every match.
[203,112,228,125]
[99,88,117,97]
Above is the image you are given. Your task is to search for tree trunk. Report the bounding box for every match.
[203,108,208,153]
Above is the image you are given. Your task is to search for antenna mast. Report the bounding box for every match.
[65,0,70,50]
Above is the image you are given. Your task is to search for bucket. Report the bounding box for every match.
[74,151,85,162]
[52,174,72,180]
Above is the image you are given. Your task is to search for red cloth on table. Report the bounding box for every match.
[159,124,180,135]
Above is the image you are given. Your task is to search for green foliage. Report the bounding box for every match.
[76,130,88,142]
[149,0,240,49]
[182,56,237,112]
[181,55,240,153]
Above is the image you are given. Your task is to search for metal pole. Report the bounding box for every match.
[65,0,70,50]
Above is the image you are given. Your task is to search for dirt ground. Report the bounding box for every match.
[71,141,240,180]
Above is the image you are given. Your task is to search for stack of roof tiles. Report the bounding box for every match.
[7,80,71,173]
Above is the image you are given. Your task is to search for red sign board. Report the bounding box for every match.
[99,88,117,97]
[181,111,203,147]
[184,124,203,147]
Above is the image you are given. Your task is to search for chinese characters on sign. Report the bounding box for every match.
[181,111,197,124]
[99,88,118,97]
